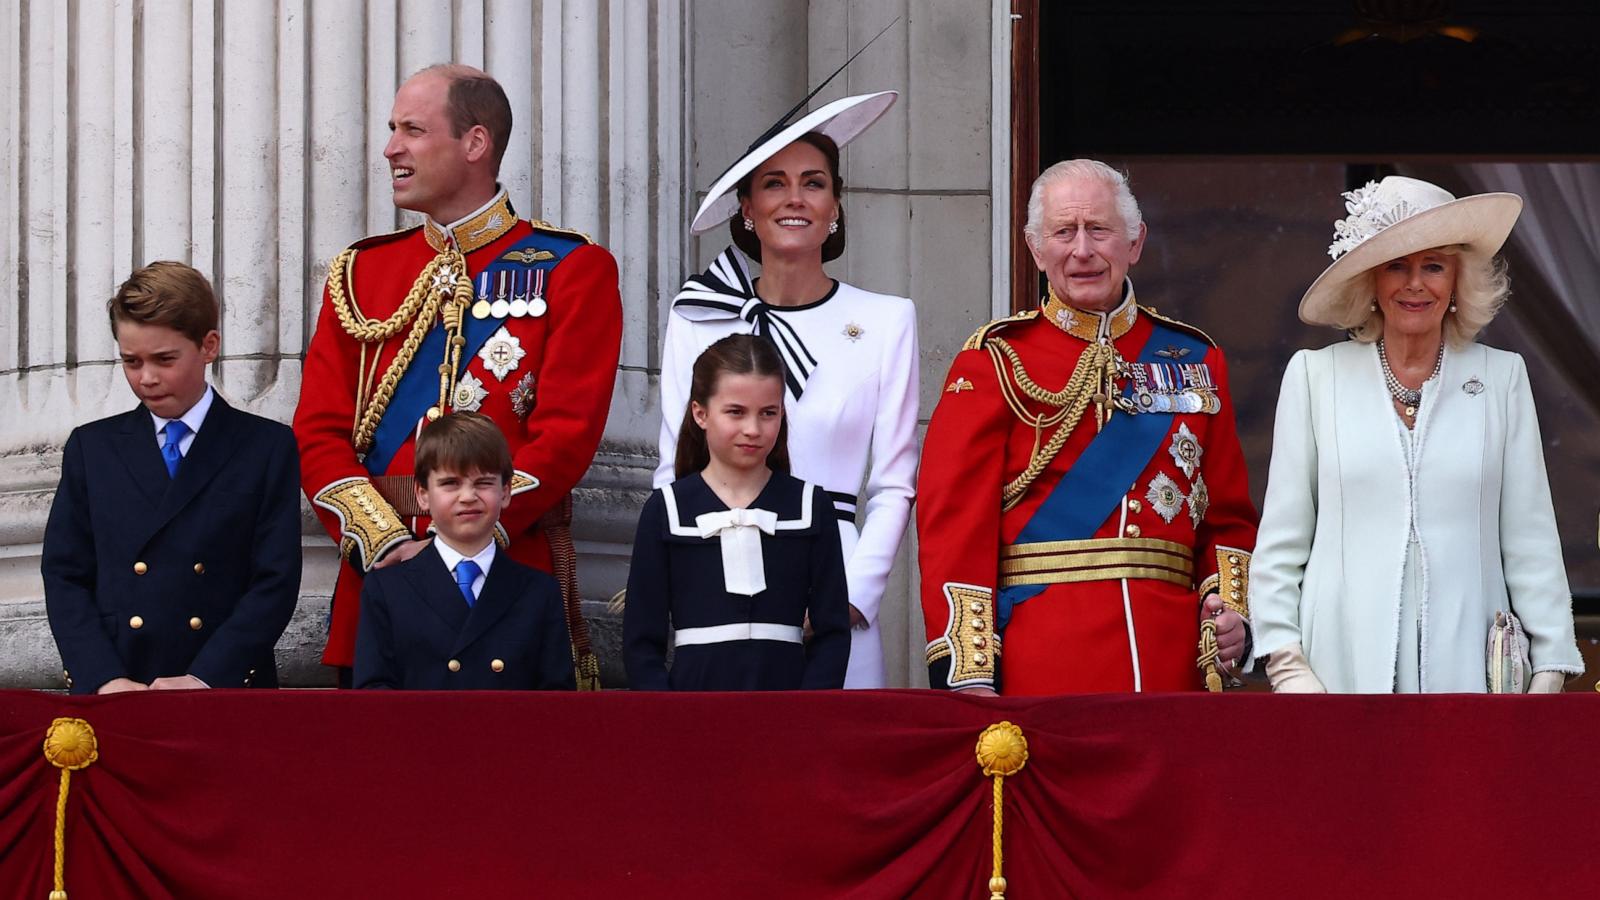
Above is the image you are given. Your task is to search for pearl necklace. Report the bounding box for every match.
[1377,339,1443,418]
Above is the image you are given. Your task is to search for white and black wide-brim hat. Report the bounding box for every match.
[1299,175,1522,327]
[689,90,898,235]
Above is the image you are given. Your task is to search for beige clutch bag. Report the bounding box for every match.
[1487,610,1531,694]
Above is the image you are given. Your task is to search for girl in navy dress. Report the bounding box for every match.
[624,334,850,690]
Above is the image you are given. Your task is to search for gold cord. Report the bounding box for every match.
[43,718,98,900]
[1198,618,1223,692]
[976,722,1029,900]
[330,248,472,453]
[989,338,1120,511]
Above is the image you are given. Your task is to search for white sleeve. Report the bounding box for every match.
[846,298,920,623]
[654,312,696,489]
[1497,354,1583,675]
[1249,350,1319,660]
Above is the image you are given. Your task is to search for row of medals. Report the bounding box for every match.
[469,269,547,320]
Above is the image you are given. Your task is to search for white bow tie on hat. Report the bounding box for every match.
[695,508,778,596]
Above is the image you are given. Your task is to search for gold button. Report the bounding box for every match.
[969,601,984,613]
[972,619,986,632]
[133,562,148,575]
[490,659,505,673]
[194,562,205,574]
[1128,499,1143,514]
[447,659,461,673]
[426,406,442,421]
[973,651,987,665]
[1125,524,1141,538]
[189,617,203,630]
[129,615,144,629]
[972,636,986,648]
[1230,591,1242,600]
[1230,578,1241,588]
[1228,555,1241,564]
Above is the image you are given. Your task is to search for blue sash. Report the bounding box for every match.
[364,230,585,475]
[996,321,1209,629]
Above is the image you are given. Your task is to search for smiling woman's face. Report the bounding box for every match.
[1373,248,1458,342]
[738,140,839,262]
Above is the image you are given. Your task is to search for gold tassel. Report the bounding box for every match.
[1198,618,1224,692]
[975,722,1029,900]
[41,718,98,900]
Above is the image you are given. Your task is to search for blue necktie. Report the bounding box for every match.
[454,560,481,608]
[161,420,190,479]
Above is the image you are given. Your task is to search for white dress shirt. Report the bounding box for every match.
[433,537,497,601]
[150,385,215,457]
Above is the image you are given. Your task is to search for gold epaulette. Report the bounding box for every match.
[962,309,1039,351]
[1139,304,1217,348]
[528,219,596,245]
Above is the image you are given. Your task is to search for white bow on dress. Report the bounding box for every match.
[695,508,778,596]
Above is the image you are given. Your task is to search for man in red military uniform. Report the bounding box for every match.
[295,64,621,687]
[918,159,1257,695]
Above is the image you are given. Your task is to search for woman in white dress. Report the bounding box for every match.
[1250,175,1583,693]
[655,91,918,688]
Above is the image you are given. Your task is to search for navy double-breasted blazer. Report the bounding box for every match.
[354,542,576,690]
[42,395,302,693]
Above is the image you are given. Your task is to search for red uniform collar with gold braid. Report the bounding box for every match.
[423,189,518,254]
[1041,281,1139,342]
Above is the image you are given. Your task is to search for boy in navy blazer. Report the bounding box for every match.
[354,412,575,690]
[43,262,302,694]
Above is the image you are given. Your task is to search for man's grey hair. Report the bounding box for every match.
[1023,159,1143,245]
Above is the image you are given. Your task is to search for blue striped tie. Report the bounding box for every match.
[454,560,481,608]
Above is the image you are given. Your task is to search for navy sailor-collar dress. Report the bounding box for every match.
[623,471,851,691]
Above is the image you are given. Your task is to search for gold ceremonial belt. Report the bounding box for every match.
[999,538,1194,589]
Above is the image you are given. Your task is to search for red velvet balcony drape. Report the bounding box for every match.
[1,690,1595,898]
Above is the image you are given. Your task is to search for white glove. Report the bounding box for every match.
[1266,643,1326,693]
[1528,671,1565,694]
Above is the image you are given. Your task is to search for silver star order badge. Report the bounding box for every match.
[1145,472,1186,524]
[1168,423,1203,479]
[451,370,488,412]
[1188,473,1210,528]
[477,326,525,381]
[510,372,537,420]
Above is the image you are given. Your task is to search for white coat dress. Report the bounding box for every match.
[1249,340,1583,692]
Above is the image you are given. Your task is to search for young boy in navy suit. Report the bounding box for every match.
[43,261,302,693]
[354,412,575,690]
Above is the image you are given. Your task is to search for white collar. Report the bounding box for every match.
[150,385,215,437]
[434,534,496,576]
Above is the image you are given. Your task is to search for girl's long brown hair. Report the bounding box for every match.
[674,334,792,479]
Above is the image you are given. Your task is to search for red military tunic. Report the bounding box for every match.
[294,191,622,677]
[918,286,1257,694]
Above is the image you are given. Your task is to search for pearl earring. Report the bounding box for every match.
[828,220,838,235]
[1370,302,1378,312]
[742,216,754,231]
[1448,294,1457,313]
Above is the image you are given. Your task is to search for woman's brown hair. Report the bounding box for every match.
[729,132,846,263]
[674,334,792,479]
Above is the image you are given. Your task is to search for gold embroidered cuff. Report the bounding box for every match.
[1201,547,1251,616]
[313,477,413,572]
[926,582,1000,687]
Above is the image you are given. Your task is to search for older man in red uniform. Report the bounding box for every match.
[918,159,1257,695]
[294,64,621,687]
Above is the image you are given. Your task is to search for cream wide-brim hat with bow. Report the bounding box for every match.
[1299,175,1523,327]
